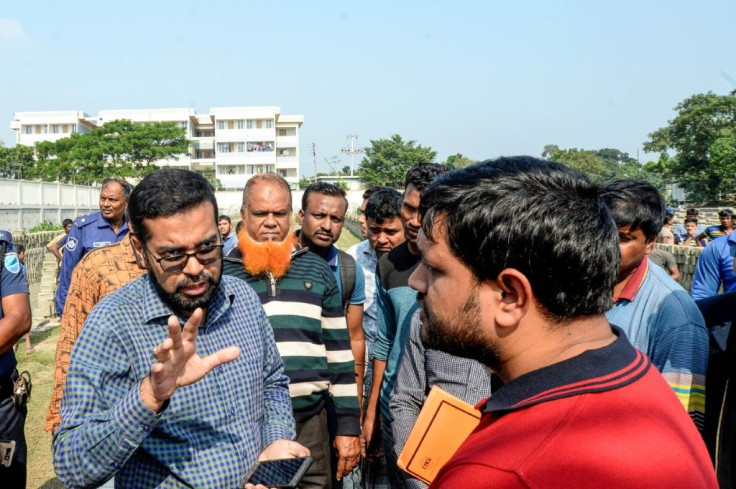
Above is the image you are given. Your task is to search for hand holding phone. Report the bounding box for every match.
[241,456,313,489]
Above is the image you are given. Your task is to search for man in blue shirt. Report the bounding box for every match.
[0,231,32,488]
[53,169,305,489]
[219,215,239,256]
[55,178,132,315]
[691,232,736,300]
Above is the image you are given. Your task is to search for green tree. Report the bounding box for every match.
[547,148,608,181]
[33,120,189,184]
[643,91,736,203]
[358,134,438,188]
[444,153,476,169]
[0,144,35,179]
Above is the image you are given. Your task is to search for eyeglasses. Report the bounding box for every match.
[145,244,224,273]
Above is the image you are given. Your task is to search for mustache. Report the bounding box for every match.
[175,271,214,291]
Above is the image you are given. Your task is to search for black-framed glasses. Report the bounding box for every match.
[145,244,224,273]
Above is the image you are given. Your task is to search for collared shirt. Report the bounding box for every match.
[691,233,736,300]
[674,222,706,243]
[390,311,492,489]
[0,244,29,379]
[325,244,366,306]
[430,328,717,489]
[53,275,295,489]
[45,235,147,433]
[222,232,239,257]
[702,224,731,241]
[347,240,379,348]
[55,211,129,315]
[606,258,708,430]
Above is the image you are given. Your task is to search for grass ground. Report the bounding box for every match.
[18,226,362,488]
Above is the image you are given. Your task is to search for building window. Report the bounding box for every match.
[279,148,290,157]
[24,125,32,134]
[52,124,60,134]
[279,169,287,177]
[278,128,287,136]
[265,120,273,129]
[237,120,245,130]
[237,142,245,152]
[217,143,230,153]
[217,121,225,130]
[247,141,274,152]
[247,119,254,129]
[71,125,77,133]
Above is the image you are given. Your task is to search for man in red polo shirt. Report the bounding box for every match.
[408,157,716,488]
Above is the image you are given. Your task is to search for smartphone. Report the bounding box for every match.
[240,456,313,488]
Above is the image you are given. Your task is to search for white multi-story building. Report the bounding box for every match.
[10,106,303,189]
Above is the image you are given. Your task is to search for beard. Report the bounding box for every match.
[237,228,295,278]
[144,254,221,316]
[419,290,501,370]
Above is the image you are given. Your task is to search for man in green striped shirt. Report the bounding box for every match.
[223,173,361,489]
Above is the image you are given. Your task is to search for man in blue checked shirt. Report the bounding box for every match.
[53,169,307,489]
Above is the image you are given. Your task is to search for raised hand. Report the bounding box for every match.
[140,308,241,412]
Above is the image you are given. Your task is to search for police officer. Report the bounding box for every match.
[0,230,32,488]
[54,178,131,315]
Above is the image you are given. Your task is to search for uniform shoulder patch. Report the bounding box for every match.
[4,252,20,274]
[66,237,78,251]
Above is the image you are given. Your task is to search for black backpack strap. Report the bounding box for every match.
[337,250,356,311]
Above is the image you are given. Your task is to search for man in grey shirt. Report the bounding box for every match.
[389,311,493,488]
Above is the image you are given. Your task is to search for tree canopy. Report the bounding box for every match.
[358,134,438,188]
[29,120,189,184]
[444,153,476,169]
[643,91,736,203]
[0,144,35,179]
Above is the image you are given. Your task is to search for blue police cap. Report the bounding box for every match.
[0,230,12,244]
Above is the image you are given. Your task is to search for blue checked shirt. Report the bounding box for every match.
[53,274,295,489]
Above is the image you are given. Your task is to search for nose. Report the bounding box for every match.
[181,253,205,276]
[408,263,426,293]
[263,213,278,227]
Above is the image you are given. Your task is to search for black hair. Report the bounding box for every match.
[404,163,451,193]
[362,186,384,200]
[62,218,73,228]
[218,215,231,223]
[128,169,218,245]
[420,156,618,321]
[684,217,699,225]
[365,187,403,222]
[686,208,699,216]
[301,181,348,211]
[600,180,665,241]
[16,244,25,254]
[101,177,132,200]
[719,209,734,218]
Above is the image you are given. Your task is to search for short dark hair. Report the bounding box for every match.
[62,218,73,227]
[362,185,383,200]
[600,180,665,242]
[365,188,403,222]
[301,182,348,212]
[15,244,25,254]
[719,209,734,218]
[128,169,218,245]
[685,217,699,225]
[420,156,618,321]
[686,207,699,216]
[404,163,451,193]
[241,173,292,214]
[218,215,231,223]
[101,178,132,201]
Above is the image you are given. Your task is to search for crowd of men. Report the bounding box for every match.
[1,157,735,488]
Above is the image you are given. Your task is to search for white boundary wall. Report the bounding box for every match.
[0,179,99,230]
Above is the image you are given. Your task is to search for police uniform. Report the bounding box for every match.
[54,212,129,315]
[0,231,30,488]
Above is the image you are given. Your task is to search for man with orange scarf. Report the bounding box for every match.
[223,173,361,489]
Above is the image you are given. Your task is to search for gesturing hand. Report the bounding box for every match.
[140,308,241,412]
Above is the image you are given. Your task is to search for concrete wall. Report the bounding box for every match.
[0,179,99,230]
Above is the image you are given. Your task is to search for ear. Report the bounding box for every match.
[492,269,532,329]
[130,234,144,256]
[645,238,656,254]
[298,209,304,226]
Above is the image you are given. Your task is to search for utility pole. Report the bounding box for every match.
[312,143,317,177]
[341,134,364,176]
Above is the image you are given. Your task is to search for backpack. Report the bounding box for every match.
[337,250,356,311]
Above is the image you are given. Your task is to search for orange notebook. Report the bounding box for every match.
[397,386,482,484]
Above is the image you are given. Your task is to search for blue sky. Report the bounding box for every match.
[1,1,734,175]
